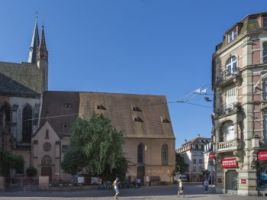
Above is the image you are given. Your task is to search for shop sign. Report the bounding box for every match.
[209,152,216,159]
[258,151,267,161]
[240,179,247,184]
[221,157,238,168]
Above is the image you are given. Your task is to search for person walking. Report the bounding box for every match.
[113,177,120,199]
[177,178,184,197]
[203,179,209,193]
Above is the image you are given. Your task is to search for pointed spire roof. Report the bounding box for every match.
[39,25,47,51]
[28,18,40,63]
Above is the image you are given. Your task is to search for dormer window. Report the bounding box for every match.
[64,103,72,109]
[132,106,142,112]
[161,116,170,123]
[225,56,237,76]
[97,105,106,110]
[133,116,144,122]
[227,30,237,43]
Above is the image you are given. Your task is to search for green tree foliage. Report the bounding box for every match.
[174,153,188,174]
[61,115,127,180]
[0,149,24,176]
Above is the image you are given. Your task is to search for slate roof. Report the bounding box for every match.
[40,91,175,139]
[0,61,43,94]
[0,72,40,98]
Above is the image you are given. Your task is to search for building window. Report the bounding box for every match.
[161,144,168,166]
[134,116,144,122]
[225,56,237,76]
[263,42,267,64]
[45,130,49,139]
[220,121,235,142]
[161,116,170,123]
[199,159,203,164]
[22,104,32,143]
[193,159,196,164]
[137,143,144,163]
[64,103,72,109]
[0,102,11,130]
[227,30,237,43]
[132,106,142,112]
[97,105,106,110]
[224,87,237,112]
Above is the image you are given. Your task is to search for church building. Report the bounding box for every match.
[0,20,175,184]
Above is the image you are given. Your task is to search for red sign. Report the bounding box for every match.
[240,179,247,184]
[221,157,238,168]
[209,152,216,159]
[258,151,267,161]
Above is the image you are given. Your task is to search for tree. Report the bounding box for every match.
[61,115,128,180]
[174,153,188,174]
[0,149,24,177]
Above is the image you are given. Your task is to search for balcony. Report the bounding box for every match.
[217,139,241,152]
[215,69,241,87]
[215,103,242,118]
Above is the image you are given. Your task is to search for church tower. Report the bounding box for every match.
[37,25,48,92]
[28,20,48,92]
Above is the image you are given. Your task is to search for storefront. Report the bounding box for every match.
[257,151,267,195]
[222,157,239,194]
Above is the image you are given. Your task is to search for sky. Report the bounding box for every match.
[0,0,267,148]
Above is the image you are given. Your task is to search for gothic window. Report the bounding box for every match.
[220,121,235,142]
[22,104,32,143]
[45,130,49,139]
[225,56,237,76]
[41,155,52,166]
[1,102,11,129]
[263,42,267,64]
[137,143,144,163]
[161,144,168,166]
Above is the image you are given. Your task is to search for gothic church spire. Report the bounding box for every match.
[28,18,40,64]
[38,25,48,61]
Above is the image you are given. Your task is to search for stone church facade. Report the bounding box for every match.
[0,20,175,184]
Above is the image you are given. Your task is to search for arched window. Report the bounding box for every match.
[22,104,32,143]
[0,102,11,130]
[263,42,267,64]
[225,56,237,76]
[137,143,144,163]
[220,121,235,142]
[161,144,168,166]
[41,155,52,166]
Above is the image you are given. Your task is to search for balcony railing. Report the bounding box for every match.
[215,103,241,117]
[217,139,240,152]
[216,69,241,86]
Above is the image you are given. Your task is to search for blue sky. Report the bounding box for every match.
[0,0,267,147]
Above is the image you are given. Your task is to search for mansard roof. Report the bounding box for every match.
[0,72,40,98]
[40,91,175,139]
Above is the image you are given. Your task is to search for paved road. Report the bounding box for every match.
[0,184,266,200]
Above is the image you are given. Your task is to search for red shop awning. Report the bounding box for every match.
[258,151,267,161]
[209,152,216,159]
[221,157,238,168]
